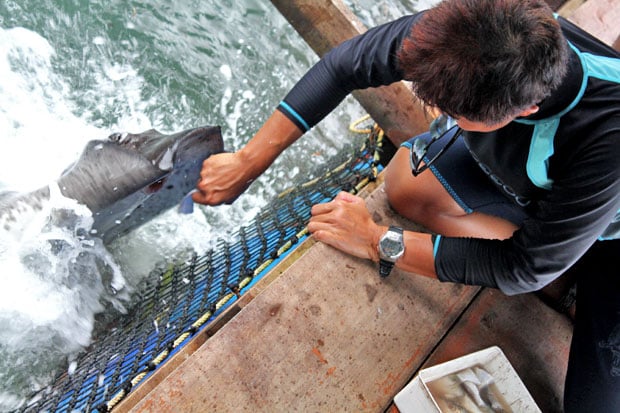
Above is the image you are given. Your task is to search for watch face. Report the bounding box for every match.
[379,229,404,260]
[381,238,403,256]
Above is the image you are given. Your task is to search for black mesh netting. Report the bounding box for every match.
[18,125,385,413]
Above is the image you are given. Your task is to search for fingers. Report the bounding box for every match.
[310,191,360,216]
[308,192,366,235]
[192,174,217,205]
[309,201,332,217]
[192,180,243,206]
[307,192,379,261]
[334,191,359,203]
[191,189,228,206]
[191,152,253,206]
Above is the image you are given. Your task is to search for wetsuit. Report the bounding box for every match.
[276,12,620,412]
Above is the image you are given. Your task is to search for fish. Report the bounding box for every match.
[0,125,224,244]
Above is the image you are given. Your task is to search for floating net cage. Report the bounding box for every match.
[19,123,385,413]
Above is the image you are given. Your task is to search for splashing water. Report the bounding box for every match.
[0,183,129,408]
[0,0,435,409]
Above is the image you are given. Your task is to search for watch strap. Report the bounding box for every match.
[379,258,395,278]
[389,225,403,235]
[378,226,404,278]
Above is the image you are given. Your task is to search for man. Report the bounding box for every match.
[193,0,620,410]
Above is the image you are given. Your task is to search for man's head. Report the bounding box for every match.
[398,0,568,125]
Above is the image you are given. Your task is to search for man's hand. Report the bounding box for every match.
[192,151,255,206]
[192,110,305,207]
[308,191,385,262]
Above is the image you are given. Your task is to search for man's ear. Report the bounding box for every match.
[519,105,540,117]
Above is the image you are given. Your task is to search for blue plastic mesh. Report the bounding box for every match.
[18,128,384,413]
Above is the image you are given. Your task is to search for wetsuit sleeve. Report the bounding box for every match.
[435,123,620,295]
[276,14,422,132]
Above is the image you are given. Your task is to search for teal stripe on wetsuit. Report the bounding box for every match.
[514,41,620,240]
[515,41,620,190]
[278,101,310,132]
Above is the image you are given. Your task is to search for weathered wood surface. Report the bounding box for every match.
[121,183,574,413]
[122,183,479,412]
[561,0,620,49]
[270,0,431,145]
[114,233,319,411]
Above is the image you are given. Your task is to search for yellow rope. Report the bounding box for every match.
[349,114,373,134]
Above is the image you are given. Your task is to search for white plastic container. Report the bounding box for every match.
[394,346,541,413]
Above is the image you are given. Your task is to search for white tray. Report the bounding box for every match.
[394,346,541,413]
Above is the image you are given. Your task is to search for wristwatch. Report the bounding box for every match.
[378,226,405,277]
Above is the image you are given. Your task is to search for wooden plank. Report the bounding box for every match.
[114,235,319,411]
[115,177,385,412]
[545,0,576,10]
[557,0,587,15]
[562,0,620,49]
[270,0,431,145]
[122,183,479,412]
[419,289,573,413]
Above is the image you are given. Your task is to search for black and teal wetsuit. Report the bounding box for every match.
[277,13,620,295]
[276,12,620,412]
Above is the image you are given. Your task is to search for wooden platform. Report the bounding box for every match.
[113,1,619,412]
[116,178,572,413]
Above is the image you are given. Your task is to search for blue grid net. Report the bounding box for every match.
[19,126,384,413]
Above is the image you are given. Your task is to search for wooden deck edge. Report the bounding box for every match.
[113,238,316,411]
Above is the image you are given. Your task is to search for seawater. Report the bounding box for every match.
[0,0,435,410]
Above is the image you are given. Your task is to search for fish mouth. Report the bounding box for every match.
[145,177,167,194]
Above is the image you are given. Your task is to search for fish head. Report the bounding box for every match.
[107,126,223,172]
[58,125,224,243]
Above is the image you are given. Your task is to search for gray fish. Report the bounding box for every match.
[0,126,223,243]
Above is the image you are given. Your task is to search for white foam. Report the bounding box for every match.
[0,26,139,407]
[0,27,98,192]
[219,64,232,80]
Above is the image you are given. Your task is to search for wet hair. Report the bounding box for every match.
[397,0,568,124]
